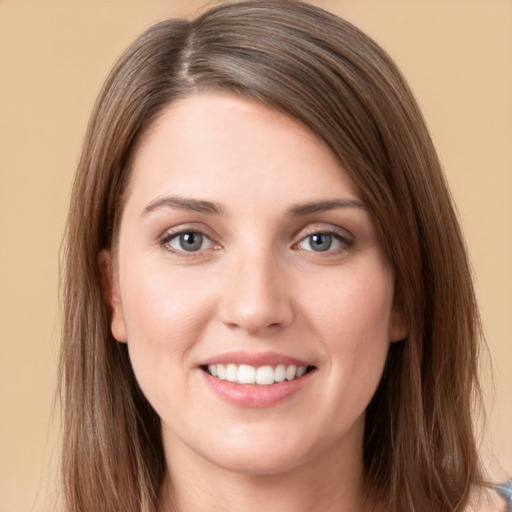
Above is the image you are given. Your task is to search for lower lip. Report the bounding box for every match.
[200,370,314,408]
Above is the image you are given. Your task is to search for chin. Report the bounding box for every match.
[195,424,327,476]
[206,446,309,476]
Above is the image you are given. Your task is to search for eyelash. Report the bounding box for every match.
[293,230,353,255]
[159,229,218,258]
[158,227,354,258]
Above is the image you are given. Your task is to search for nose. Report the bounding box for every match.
[218,249,294,335]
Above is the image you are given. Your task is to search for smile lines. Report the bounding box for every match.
[204,363,313,386]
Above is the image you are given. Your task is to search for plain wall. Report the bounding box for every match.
[1,1,511,510]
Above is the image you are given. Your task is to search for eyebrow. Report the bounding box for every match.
[142,196,223,216]
[287,199,367,216]
[142,196,366,217]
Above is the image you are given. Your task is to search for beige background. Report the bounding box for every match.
[0,1,510,510]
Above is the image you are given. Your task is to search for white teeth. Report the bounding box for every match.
[238,364,256,384]
[256,365,274,386]
[285,365,297,381]
[205,363,310,385]
[274,364,286,382]
[217,364,226,380]
[296,366,307,378]
[226,364,238,382]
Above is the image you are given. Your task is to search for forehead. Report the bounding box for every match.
[125,91,362,212]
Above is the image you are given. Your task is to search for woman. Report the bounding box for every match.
[59,1,504,511]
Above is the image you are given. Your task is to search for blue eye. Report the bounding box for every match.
[166,231,213,252]
[297,232,347,252]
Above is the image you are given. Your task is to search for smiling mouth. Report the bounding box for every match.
[201,363,316,386]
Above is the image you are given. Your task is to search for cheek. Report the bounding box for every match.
[304,264,395,346]
[118,257,215,361]
[117,260,218,418]
[301,264,394,396]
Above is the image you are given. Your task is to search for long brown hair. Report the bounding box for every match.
[59,1,485,510]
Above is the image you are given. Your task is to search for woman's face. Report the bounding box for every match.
[105,92,406,476]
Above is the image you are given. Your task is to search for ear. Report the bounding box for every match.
[389,287,408,343]
[98,249,127,343]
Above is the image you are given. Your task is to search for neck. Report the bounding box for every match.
[157,420,380,512]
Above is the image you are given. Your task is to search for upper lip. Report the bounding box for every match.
[198,350,314,368]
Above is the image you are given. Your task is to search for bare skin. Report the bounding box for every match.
[104,92,406,512]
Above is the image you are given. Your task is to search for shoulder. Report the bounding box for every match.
[465,487,507,512]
